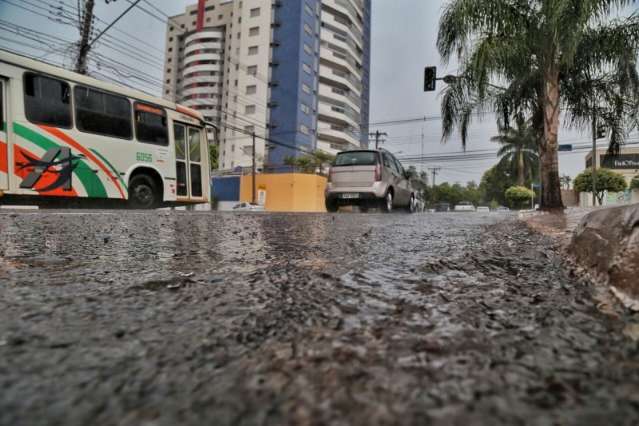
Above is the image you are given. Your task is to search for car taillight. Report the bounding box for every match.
[374,163,382,182]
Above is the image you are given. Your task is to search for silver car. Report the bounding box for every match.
[325,149,416,213]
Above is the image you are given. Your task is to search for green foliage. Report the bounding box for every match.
[491,118,539,186]
[424,181,481,208]
[284,150,336,175]
[573,168,628,204]
[505,186,535,210]
[209,143,219,170]
[489,200,500,210]
[631,176,639,190]
[479,165,516,207]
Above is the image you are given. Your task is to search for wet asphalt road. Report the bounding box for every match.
[0,210,638,426]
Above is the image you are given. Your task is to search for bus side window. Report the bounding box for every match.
[75,86,132,139]
[134,102,168,146]
[23,72,72,128]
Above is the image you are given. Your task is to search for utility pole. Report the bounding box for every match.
[252,132,256,205]
[428,167,441,187]
[369,130,387,150]
[75,0,95,74]
[75,0,143,75]
[420,127,424,174]
[591,111,598,207]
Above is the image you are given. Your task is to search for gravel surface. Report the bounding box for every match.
[1,210,638,426]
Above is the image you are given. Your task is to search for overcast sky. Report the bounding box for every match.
[2,0,637,184]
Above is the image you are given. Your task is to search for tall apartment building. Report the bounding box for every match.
[163,0,371,170]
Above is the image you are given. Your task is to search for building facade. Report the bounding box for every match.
[163,0,371,171]
[585,147,639,185]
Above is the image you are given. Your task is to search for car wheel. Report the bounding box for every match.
[406,195,416,213]
[325,198,338,213]
[379,191,393,213]
[129,175,159,209]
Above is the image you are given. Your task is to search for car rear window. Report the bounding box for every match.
[335,151,378,166]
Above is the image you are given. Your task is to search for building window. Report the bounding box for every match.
[23,73,72,128]
[245,105,256,114]
[244,125,254,133]
[250,7,260,17]
[248,46,258,55]
[304,23,313,36]
[249,26,259,36]
[303,43,312,55]
[305,3,313,16]
[302,63,312,75]
[300,124,310,135]
[301,103,310,115]
[302,83,311,94]
[246,85,257,95]
[247,66,258,75]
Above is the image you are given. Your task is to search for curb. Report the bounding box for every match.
[567,204,639,311]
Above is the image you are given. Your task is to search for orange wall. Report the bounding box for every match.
[239,173,327,212]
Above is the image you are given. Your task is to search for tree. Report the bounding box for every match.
[209,143,219,170]
[479,164,516,207]
[426,181,482,207]
[631,176,639,190]
[560,174,572,190]
[465,181,482,206]
[437,0,639,210]
[491,117,539,186]
[284,150,336,175]
[505,186,535,210]
[574,168,628,204]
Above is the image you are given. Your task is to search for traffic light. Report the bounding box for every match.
[424,66,437,92]
[596,124,607,139]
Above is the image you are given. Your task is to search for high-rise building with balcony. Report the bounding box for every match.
[163,0,371,170]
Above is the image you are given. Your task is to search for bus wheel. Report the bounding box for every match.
[129,175,159,209]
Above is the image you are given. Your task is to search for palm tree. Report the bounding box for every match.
[491,118,539,186]
[560,174,572,190]
[438,0,639,209]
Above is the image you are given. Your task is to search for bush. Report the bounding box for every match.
[631,176,639,191]
[505,186,535,209]
[574,168,627,204]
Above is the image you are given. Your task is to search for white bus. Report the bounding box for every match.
[0,49,214,208]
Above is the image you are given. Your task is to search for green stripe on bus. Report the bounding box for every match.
[13,123,108,198]
[90,148,128,192]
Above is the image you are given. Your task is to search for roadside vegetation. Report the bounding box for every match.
[284,151,335,175]
[505,186,536,210]
[573,168,628,205]
[437,0,639,210]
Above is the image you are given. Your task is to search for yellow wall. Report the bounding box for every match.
[239,173,327,212]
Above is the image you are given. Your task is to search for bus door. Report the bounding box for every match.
[174,122,203,199]
[0,79,8,191]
